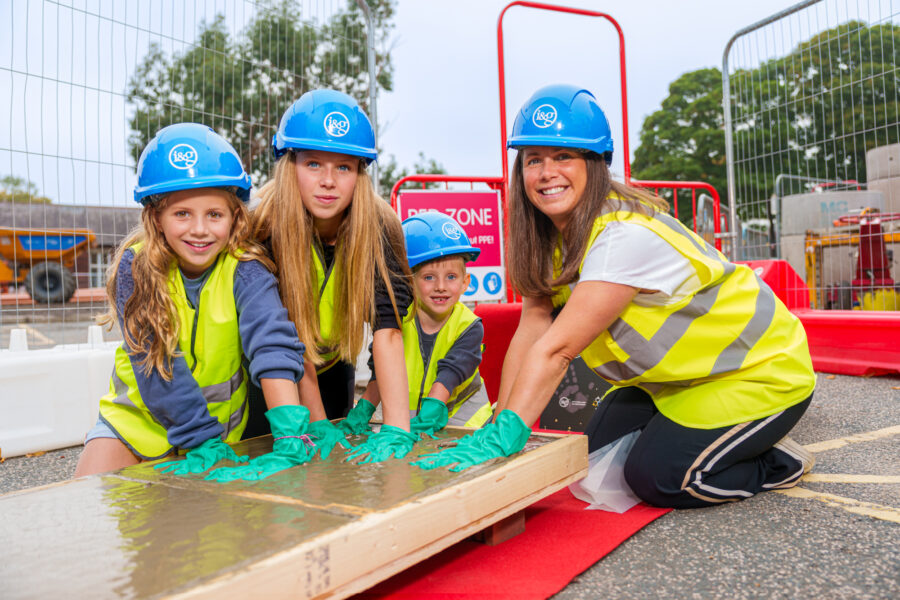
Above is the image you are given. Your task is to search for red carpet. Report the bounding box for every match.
[356,489,670,599]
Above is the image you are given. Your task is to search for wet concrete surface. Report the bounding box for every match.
[1,373,898,598]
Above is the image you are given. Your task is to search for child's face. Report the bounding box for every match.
[293,149,359,235]
[156,188,234,278]
[414,256,470,322]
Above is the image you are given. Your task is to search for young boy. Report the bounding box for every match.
[343,212,492,436]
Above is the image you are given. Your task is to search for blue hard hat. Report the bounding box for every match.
[273,89,377,163]
[402,212,481,269]
[133,123,251,205]
[507,84,614,165]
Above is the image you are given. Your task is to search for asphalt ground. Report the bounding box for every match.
[2,372,896,598]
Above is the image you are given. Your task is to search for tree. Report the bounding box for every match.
[0,175,52,204]
[631,68,725,222]
[632,21,900,222]
[125,0,440,189]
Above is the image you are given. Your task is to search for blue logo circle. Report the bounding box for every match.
[168,144,198,170]
[484,272,502,295]
[464,274,478,296]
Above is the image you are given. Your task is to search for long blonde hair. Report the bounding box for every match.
[507,151,668,299]
[99,191,272,380]
[252,153,409,366]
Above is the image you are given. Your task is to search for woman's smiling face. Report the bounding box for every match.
[521,146,588,231]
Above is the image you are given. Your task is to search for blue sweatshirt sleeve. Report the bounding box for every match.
[234,259,305,386]
[115,249,223,450]
[434,319,484,393]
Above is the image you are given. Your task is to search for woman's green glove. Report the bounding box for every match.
[345,425,418,464]
[308,418,352,460]
[206,405,314,482]
[155,437,248,476]
[410,397,449,437]
[337,398,376,435]
[410,410,531,472]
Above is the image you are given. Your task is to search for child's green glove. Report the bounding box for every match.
[308,418,352,460]
[206,405,314,482]
[155,437,248,476]
[410,397,449,437]
[410,410,530,472]
[337,398,376,435]
[345,425,418,464]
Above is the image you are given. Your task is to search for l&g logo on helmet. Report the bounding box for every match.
[441,221,462,240]
[532,104,558,129]
[168,144,199,170]
[323,111,351,137]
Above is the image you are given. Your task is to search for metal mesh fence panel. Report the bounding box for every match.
[723,0,900,310]
[1,0,377,349]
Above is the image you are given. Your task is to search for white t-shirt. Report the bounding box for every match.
[577,221,700,307]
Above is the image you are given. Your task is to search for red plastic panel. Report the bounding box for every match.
[473,302,523,404]
[737,259,810,310]
[792,309,900,376]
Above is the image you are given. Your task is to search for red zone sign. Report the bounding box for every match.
[396,190,506,301]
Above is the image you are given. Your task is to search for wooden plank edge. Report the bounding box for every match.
[168,434,588,600]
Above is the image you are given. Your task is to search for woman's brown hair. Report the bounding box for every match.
[252,153,409,366]
[98,190,272,380]
[507,150,668,299]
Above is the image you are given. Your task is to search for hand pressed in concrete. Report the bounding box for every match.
[154,437,249,476]
[411,410,531,472]
[345,425,417,464]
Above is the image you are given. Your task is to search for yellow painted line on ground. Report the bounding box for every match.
[802,473,900,484]
[15,323,54,346]
[777,487,900,524]
[804,424,900,453]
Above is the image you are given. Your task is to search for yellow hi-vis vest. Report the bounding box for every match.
[99,247,248,459]
[551,209,815,429]
[402,302,492,427]
[312,242,341,372]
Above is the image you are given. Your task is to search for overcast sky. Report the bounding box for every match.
[379,0,797,181]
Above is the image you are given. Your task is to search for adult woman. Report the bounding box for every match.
[248,89,417,463]
[414,84,816,508]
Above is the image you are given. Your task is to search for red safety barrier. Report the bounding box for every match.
[473,302,523,403]
[792,309,900,376]
[632,180,724,251]
[736,259,809,310]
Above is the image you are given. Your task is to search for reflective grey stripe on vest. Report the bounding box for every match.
[709,283,777,375]
[655,212,725,264]
[201,367,244,403]
[595,275,727,381]
[224,398,247,437]
[111,371,137,408]
[446,376,485,426]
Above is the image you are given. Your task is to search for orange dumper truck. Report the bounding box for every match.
[0,226,96,303]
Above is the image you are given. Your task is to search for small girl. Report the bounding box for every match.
[74,123,311,479]
[250,89,416,464]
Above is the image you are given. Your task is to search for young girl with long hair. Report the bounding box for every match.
[75,123,312,480]
[414,85,816,510]
[249,89,416,464]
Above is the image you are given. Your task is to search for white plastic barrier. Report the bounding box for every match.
[0,326,117,458]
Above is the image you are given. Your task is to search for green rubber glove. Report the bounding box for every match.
[410,410,531,472]
[155,437,248,475]
[410,397,449,437]
[206,405,314,482]
[345,425,418,464]
[337,398,376,435]
[308,418,352,460]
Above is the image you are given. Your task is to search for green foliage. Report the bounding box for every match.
[0,175,52,204]
[632,21,900,221]
[632,68,724,222]
[126,0,405,186]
